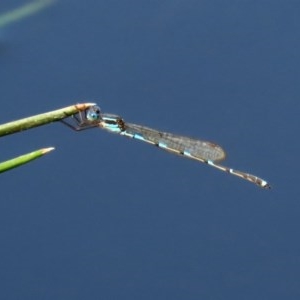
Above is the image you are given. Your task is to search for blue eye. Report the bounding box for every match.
[86,105,101,122]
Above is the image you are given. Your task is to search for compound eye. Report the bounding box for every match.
[86,105,101,122]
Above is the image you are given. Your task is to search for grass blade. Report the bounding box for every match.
[0,147,55,173]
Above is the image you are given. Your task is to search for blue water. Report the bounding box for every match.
[1,1,300,299]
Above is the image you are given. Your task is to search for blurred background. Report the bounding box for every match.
[0,0,299,299]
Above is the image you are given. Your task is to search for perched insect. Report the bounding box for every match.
[62,105,270,189]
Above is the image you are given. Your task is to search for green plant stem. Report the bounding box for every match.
[0,103,95,137]
[0,0,55,28]
[0,147,55,173]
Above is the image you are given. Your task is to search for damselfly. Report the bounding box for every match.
[62,105,270,189]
